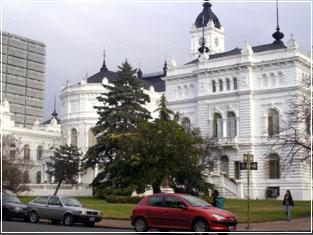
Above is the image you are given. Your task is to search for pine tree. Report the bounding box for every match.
[84,61,151,189]
[46,145,83,196]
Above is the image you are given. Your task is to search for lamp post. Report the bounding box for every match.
[243,153,253,229]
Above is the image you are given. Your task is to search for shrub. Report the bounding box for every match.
[102,195,143,204]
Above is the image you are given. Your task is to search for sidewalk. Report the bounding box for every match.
[97,217,311,232]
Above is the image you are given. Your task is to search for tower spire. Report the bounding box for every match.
[272,0,284,44]
[52,95,58,117]
[198,15,209,55]
[101,47,108,71]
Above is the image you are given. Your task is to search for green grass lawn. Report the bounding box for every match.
[18,196,311,223]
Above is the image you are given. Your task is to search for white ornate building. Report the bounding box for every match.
[164,1,311,200]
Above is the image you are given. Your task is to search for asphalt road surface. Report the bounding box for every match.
[2,220,132,234]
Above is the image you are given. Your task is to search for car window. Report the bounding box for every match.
[148,196,164,207]
[33,196,49,205]
[61,197,82,207]
[48,197,62,206]
[165,196,186,208]
[3,195,22,204]
[180,194,211,207]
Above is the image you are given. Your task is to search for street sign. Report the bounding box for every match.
[240,162,258,170]
[243,153,254,162]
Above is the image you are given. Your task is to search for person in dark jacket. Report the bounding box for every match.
[211,190,219,207]
[282,190,294,221]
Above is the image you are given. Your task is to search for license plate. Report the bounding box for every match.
[229,226,235,231]
[90,217,95,221]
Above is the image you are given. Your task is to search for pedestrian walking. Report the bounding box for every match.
[211,190,218,207]
[282,190,294,222]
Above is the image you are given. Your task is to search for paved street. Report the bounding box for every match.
[2,220,132,233]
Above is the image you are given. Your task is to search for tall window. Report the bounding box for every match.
[268,109,279,137]
[24,144,30,160]
[23,171,29,183]
[88,129,97,147]
[182,117,191,133]
[227,112,237,137]
[269,153,280,179]
[219,80,223,91]
[233,77,238,90]
[234,161,240,179]
[36,171,42,184]
[37,146,43,160]
[220,155,229,176]
[10,144,16,160]
[213,113,223,138]
[226,78,230,90]
[212,81,216,92]
[71,129,78,146]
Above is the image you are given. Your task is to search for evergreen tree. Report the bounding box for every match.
[84,61,151,190]
[47,144,83,196]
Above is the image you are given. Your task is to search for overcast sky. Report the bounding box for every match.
[2,0,311,119]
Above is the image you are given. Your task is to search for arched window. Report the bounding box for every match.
[71,129,78,146]
[24,144,30,160]
[212,81,216,92]
[226,78,230,90]
[23,171,29,183]
[233,77,238,90]
[88,129,97,147]
[227,112,237,137]
[219,80,223,91]
[220,155,229,176]
[269,153,280,179]
[37,145,43,160]
[268,109,279,136]
[213,113,223,138]
[10,144,16,160]
[36,171,41,184]
[178,86,182,97]
[182,117,191,133]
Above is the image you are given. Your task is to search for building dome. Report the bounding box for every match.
[195,0,221,29]
[87,58,116,83]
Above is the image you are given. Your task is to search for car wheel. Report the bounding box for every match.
[3,209,11,221]
[30,211,39,223]
[84,221,95,227]
[63,214,74,226]
[134,217,148,232]
[193,218,209,232]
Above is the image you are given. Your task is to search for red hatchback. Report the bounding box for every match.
[131,193,238,232]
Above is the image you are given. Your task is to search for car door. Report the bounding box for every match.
[32,196,50,218]
[145,195,168,227]
[46,196,63,220]
[164,196,191,229]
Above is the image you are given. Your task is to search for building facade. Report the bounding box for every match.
[1,32,46,128]
[164,1,311,200]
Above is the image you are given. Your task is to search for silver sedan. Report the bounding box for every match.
[26,196,102,227]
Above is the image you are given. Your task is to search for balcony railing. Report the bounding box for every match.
[212,137,238,146]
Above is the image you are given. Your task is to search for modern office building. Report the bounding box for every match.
[1,32,46,128]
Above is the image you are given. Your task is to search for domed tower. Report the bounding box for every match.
[190,0,225,58]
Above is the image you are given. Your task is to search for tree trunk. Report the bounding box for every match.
[53,181,62,196]
[152,183,161,194]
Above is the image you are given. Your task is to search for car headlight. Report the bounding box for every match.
[14,207,22,212]
[79,211,87,215]
[99,212,102,216]
[212,214,225,220]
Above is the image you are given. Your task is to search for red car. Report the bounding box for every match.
[131,193,237,232]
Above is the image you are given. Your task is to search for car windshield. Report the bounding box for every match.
[61,197,83,207]
[2,195,22,204]
[180,195,211,207]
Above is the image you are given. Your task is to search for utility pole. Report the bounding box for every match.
[243,153,253,229]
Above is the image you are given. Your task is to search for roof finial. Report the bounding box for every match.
[137,62,142,79]
[272,0,284,44]
[52,95,58,117]
[101,46,108,71]
[198,15,209,55]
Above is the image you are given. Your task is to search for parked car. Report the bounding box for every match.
[26,196,102,227]
[131,193,238,232]
[2,194,28,221]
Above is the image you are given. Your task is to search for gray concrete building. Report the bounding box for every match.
[1,32,46,127]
